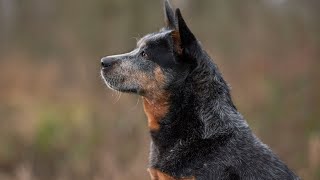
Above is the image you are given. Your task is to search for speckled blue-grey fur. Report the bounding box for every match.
[100,0,300,179]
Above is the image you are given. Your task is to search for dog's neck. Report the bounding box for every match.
[145,58,247,155]
[143,56,251,176]
[145,78,241,175]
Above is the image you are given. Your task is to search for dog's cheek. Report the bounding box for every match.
[142,66,167,95]
[154,67,167,87]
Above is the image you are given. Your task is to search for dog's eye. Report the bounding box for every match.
[140,51,148,59]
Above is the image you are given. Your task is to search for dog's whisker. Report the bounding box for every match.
[113,90,122,104]
[111,91,117,103]
[128,96,140,112]
[131,36,140,43]
[112,90,118,103]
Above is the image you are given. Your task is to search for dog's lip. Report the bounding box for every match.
[101,75,137,93]
[101,67,114,76]
[101,72,125,84]
[101,67,110,71]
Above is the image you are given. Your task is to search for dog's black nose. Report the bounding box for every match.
[101,57,117,68]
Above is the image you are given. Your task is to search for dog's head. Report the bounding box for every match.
[101,0,201,101]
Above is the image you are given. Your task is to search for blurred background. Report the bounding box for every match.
[0,0,319,179]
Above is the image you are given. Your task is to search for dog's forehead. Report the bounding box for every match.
[137,31,172,48]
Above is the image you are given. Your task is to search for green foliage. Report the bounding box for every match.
[35,107,68,153]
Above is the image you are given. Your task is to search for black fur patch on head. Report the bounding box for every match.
[137,30,194,72]
[140,32,177,68]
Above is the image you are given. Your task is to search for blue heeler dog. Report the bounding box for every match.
[100,1,300,179]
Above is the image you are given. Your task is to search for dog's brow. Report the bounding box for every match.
[137,31,172,48]
[137,39,146,48]
[137,34,153,47]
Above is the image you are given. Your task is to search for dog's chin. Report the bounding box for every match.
[106,84,139,94]
[101,74,139,94]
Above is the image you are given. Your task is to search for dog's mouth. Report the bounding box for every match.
[100,70,139,94]
[101,70,123,90]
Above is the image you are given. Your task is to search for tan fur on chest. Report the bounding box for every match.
[148,168,195,180]
[140,66,170,131]
[143,98,169,131]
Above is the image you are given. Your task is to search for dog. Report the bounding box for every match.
[100,1,299,179]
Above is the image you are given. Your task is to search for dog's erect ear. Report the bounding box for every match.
[175,8,197,52]
[164,0,176,29]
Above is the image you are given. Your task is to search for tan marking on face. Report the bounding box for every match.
[145,66,167,97]
[154,66,166,83]
[142,67,169,131]
[148,168,195,180]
